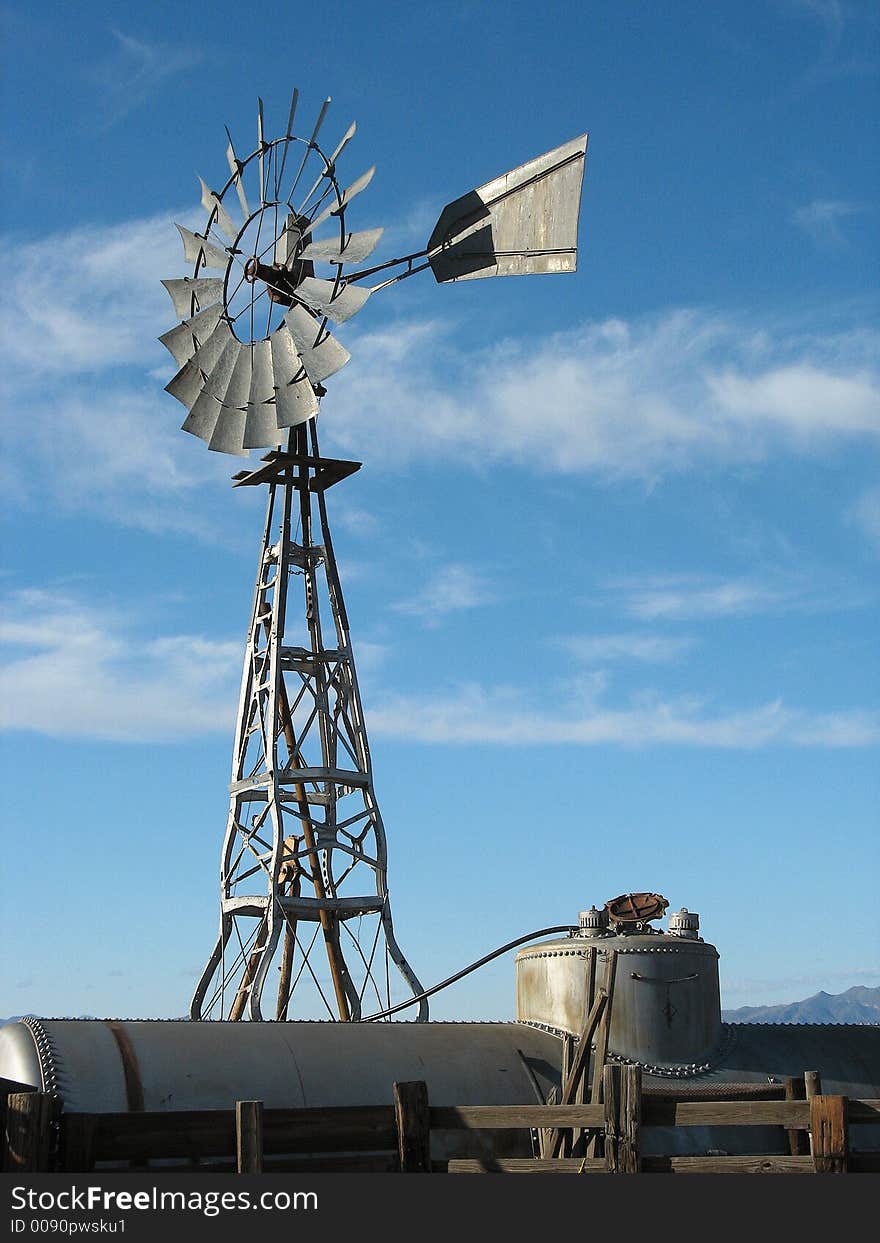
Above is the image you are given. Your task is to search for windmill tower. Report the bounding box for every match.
[160,92,588,1021]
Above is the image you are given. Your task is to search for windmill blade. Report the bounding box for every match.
[427,133,588,282]
[164,322,234,408]
[201,336,242,401]
[181,386,223,443]
[287,96,332,203]
[303,167,375,239]
[270,329,320,427]
[283,306,351,383]
[198,177,238,243]
[299,227,383,265]
[298,120,356,210]
[225,129,250,221]
[175,223,230,272]
[165,358,204,408]
[257,97,266,205]
[203,344,254,457]
[208,405,249,455]
[295,277,371,324]
[243,339,285,449]
[161,276,224,319]
[276,87,300,189]
[159,303,224,367]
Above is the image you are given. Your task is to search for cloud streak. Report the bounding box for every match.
[3,590,875,749]
[325,310,880,478]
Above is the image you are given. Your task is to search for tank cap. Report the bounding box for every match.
[604,892,669,933]
[669,907,701,939]
[578,906,609,936]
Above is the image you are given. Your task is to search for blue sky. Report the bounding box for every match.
[1,0,878,1021]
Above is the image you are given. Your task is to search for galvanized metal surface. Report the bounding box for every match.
[0,1018,560,1115]
[189,423,426,1023]
[516,931,723,1069]
[427,133,587,283]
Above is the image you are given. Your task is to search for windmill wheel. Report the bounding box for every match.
[160,93,382,456]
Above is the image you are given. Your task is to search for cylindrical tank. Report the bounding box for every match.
[516,923,722,1071]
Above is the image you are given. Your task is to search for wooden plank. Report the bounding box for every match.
[448,1157,607,1174]
[805,1070,822,1098]
[430,1104,605,1131]
[82,1104,396,1161]
[642,1100,811,1127]
[1,1080,35,1174]
[589,950,618,1105]
[785,1075,809,1156]
[545,990,608,1158]
[603,1064,622,1172]
[393,1080,430,1173]
[236,1100,263,1174]
[811,1095,848,1173]
[642,1154,814,1174]
[5,1092,58,1173]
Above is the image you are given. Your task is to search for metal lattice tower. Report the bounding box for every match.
[160,90,587,1020]
[190,421,425,1020]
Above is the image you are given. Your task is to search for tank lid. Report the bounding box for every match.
[605,892,669,933]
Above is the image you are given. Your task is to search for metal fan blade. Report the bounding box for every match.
[165,359,204,408]
[300,227,383,265]
[190,319,234,378]
[181,386,223,442]
[298,120,357,209]
[270,329,319,426]
[269,324,306,387]
[243,402,285,449]
[244,338,284,449]
[257,98,266,205]
[161,277,224,320]
[175,224,230,271]
[199,334,241,400]
[295,277,371,324]
[221,343,254,413]
[225,130,250,221]
[428,133,588,282]
[208,406,249,455]
[304,167,375,238]
[159,303,224,367]
[282,307,351,383]
[276,87,300,188]
[286,97,331,204]
[198,177,238,243]
[275,378,319,428]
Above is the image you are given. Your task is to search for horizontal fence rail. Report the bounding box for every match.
[4,1069,879,1175]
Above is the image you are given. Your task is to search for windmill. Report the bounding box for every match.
[160,91,587,1022]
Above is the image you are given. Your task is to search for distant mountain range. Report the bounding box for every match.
[722,986,880,1025]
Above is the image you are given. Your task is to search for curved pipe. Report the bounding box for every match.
[360,925,578,1022]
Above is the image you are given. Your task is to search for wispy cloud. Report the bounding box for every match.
[793,198,869,245]
[87,30,203,128]
[366,682,879,749]
[560,633,694,664]
[326,309,880,477]
[393,563,495,622]
[607,574,797,621]
[0,590,238,742]
[605,571,863,620]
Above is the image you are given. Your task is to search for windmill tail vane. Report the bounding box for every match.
[160,90,587,1021]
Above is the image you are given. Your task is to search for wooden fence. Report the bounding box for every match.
[4,1069,879,1174]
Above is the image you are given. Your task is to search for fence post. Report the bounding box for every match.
[236,1100,264,1174]
[393,1080,430,1172]
[784,1075,809,1155]
[810,1095,849,1173]
[5,1092,59,1172]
